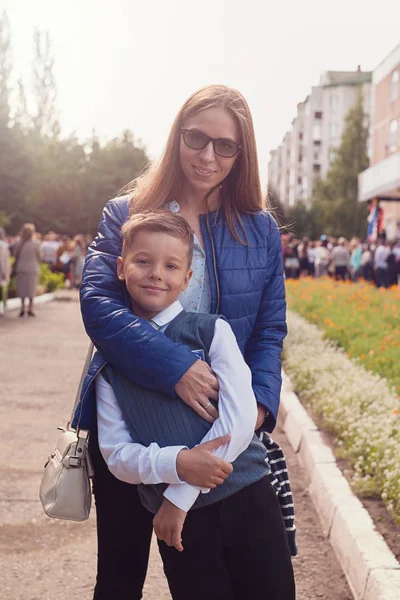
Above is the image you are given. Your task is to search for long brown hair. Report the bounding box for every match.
[125,85,268,243]
[20,223,35,241]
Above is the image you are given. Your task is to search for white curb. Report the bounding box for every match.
[3,293,55,312]
[281,369,400,600]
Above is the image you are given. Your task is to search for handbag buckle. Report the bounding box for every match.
[68,456,82,468]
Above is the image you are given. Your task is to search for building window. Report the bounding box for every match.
[313,164,321,174]
[330,123,339,138]
[313,151,319,161]
[329,149,337,163]
[313,139,321,146]
[314,111,322,119]
[297,176,302,184]
[330,94,339,111]
[388,119,398,153]
[299,132,303,140]
[391,70,399,101]
[298,153,302,163]
[313,123,321,141]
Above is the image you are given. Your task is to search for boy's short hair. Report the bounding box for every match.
[121,210,194,267]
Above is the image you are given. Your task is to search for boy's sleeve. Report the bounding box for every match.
[96,373,188,485]
[163,318,258,512]
[80,198,198,396]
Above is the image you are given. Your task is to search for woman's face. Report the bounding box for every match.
[180,106,240,194]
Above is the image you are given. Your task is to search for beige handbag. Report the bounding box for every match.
[39,342,94,521]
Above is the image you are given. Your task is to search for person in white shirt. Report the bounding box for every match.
[40,232,60,268]
[373,238,390,288]
[95,211,295,600]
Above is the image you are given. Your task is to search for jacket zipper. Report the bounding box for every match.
[205,212,220,313]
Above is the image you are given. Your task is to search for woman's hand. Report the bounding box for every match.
[174,360,219,423]
[255,404,268,430]
[176,435,233,488]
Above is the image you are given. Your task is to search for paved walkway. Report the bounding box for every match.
[0,292,352,599]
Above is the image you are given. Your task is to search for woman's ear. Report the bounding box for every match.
[117,256,125,280]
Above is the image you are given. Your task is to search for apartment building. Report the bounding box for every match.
[269,69,371,209]
[358,42,400,240]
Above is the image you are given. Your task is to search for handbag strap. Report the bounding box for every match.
[68,341,94,428]
[13,240,27,271]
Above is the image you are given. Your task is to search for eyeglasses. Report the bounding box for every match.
[181,128,242,158]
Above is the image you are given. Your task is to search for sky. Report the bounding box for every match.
[3,0,400,191]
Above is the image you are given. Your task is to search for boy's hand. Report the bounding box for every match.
[175,361,219,423]
[176,435,233,487]
[153,499,187,552]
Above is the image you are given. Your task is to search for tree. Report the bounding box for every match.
[285,202,322,239]
[0,17,149,236]
[0,10,11,127]
[267,185,286,228]
[12,78,31,131]
[0,11,32,232]
[31,29,59,137]
[311,94,369,238]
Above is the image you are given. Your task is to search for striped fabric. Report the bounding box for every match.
[260,432,297,557]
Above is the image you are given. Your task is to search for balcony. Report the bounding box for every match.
[358,152,400,202]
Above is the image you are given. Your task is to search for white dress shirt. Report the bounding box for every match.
[374,245,390,269]
[96,301,258,512]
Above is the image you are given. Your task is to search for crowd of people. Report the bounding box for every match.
[282,234,400,288]
[0,224,90,316]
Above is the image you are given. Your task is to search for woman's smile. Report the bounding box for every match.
[192,165,216,177]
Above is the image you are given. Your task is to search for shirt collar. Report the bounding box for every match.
[149,300,183,329]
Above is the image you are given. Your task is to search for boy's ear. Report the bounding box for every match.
[117,256,125,280]
[181,269,193,292]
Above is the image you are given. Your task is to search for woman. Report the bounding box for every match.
[55,236,72,284]
[349,238,363,282]
[314,238,330,277]
[297,237,310,278]
[70,235,86,288]
[77,85,292,599]
[14,223,41,317]
[331,237,350,281]
[361,243,373,281]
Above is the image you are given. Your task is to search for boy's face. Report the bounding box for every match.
[117,230,192,320]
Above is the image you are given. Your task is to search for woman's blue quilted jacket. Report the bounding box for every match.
[74,196,287,433]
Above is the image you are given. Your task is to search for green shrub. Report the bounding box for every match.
[39,263,64,292]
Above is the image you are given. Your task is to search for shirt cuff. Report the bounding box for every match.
[154,446,188,484]
[163,482,200,512]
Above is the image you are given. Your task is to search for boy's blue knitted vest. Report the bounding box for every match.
[103,310,269,513]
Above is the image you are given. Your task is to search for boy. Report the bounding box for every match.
[95,211,295,600]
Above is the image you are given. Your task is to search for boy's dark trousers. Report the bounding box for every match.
[89,431,295,600]
[158,476,296,600]
[89,429,153,600]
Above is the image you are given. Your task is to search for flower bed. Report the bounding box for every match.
[283,309,400,523]
[286,278,400,393]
